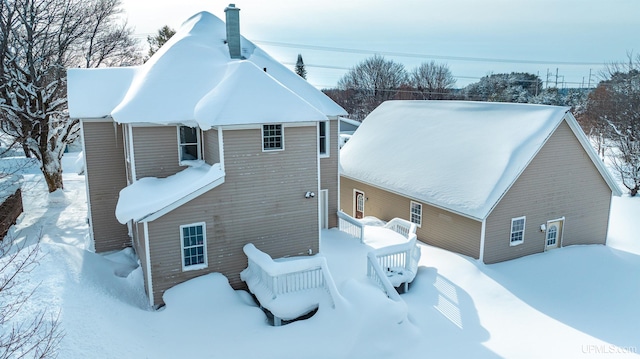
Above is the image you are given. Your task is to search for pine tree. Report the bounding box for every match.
[147,25,176,60]
[295,54,307,80]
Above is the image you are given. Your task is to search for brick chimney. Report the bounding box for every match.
[225,4,241,59]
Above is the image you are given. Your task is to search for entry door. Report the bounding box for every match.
[319,189,328,229]
[545,219,563,250]
[354,190,365,219]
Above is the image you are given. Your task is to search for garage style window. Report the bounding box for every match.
[263,124,283,151]
[510,216,526,245]
[181,222,207,270]
[178,126,201,163]
[410,201,422,227]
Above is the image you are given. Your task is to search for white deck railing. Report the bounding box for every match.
[241,243,340,326]
[367,252,403,302]
[383,218,417,239]
[368,234,421,293]
[337,210,364,243]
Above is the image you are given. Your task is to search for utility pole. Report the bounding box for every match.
[555,68,559,88]
[588,69,593,88]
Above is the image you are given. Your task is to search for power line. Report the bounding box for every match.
[255,40,605,66]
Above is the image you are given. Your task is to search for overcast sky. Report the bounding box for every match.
[121,0,639,89]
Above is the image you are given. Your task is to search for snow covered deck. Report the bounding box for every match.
[242,214,420,325]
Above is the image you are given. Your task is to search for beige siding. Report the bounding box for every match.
[132,126,183,179]
[146,126,320,305]
[340,177,482,259]
[203,128,219,165]
[320,119,339,228]
[82,121,130,252]
[484,120,613,263]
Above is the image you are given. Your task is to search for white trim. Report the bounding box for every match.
[479,218,486,263]
[177,125,203,165]
[79,121,95,244]
[221,121,316,131]
[334,119,341,228]
[563,113,623,196]
[509,216,526,246]
[141,174,225,222]
[409,201,423,228]
[261,124,285,152]
[544,216,565,250]
[143,222,154,307]
[180,222,208,271]
[128,124,137,182]
[353,188,365,218]
[319,121,330,158]
[218,127,225,171]
[320,189,329,229]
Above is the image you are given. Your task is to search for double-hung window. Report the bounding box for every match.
[181,223,207,270]
[178,126,201,163]
[510,216,526,246]
[263,124,283,151]
[319,121,329,157]
[410,201,422,227]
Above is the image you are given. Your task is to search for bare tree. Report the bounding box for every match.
[337,55,407,120]
[0,233,63,358]
[582,53,640,196]
[410,61,456,100]
[0,0,141,193]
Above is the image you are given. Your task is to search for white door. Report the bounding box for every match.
[545,219,563,250]
[319,190,328,229]
[354,190,365,219]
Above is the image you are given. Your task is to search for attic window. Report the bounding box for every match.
[510,216,526,246]
[319,121,329,157]
[263,124,283,151]
[178,126,202,163]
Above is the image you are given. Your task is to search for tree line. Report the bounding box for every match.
[320,54,639,196]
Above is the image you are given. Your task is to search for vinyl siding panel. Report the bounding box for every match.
[320,119,339,228]
[82,121,129,252]
[132,126,183,179]
[203,128,219,165]
[340,177,482,259]
[483,120,613,264]
[146,126,320,305]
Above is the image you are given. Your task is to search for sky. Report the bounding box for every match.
[120,0,639,89]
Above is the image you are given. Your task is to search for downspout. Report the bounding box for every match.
[143,221,154,307]
[479,218,486,263]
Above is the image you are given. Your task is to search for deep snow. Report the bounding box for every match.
[2,152,639,358]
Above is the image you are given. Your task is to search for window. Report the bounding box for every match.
[410,201,422,227]
[319,121,329,157]
[180,223,207,270]
[178,126,201,162]
[510,216,526,245]
[263,124,283,151]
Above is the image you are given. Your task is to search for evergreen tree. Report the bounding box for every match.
[147,25,176,60]
[295,54,307,79]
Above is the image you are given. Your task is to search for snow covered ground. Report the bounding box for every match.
[3,152,639,358]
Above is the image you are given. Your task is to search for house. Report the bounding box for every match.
[338,117,361,148]
[340,100,622,264]
[67,7,346,307]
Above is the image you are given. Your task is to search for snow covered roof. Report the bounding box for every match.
[340,100,621,220]
[115,162,224,223]
[67,11,346,127]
